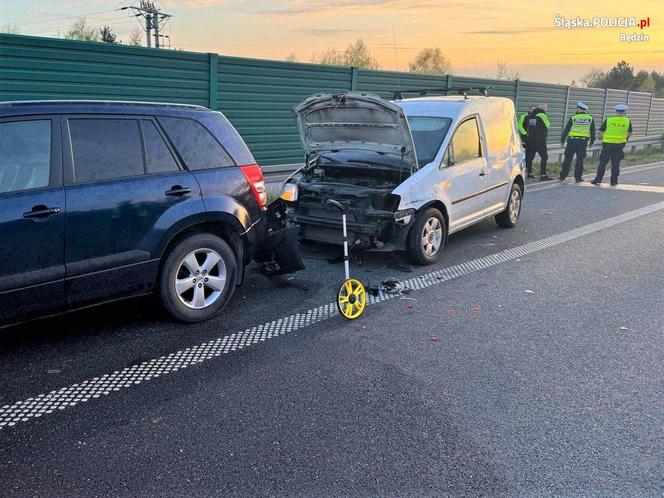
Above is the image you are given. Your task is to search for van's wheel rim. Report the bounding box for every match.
[509,189,521,223]
[175,248,227,309]
[421,217,443,257]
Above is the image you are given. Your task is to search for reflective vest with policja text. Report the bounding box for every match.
[568,112,593,138]
[602,116,631,144]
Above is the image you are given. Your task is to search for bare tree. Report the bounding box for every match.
[312,39,380,69]
[285,53,298,62]
[496,61,520,80]
[64,18,99,42]
[127,27,143,46]
[312,48,344,66]
[342,39,380,68]
[408,47,451,75]
[0,23,21,34]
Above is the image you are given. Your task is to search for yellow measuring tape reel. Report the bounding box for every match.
[337,278,366,319]
[326,199,367,320]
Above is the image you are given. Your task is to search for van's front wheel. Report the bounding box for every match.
[495,183,523,228]
[406,207,446,265]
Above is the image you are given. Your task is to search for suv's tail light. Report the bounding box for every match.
[240,164,267,209]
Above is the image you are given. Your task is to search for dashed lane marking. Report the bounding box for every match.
[3,200,664,431]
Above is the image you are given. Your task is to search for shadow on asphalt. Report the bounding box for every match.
[0,220,492,353]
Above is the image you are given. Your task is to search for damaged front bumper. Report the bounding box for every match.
[289,200,413,252]
[255,199,306,275]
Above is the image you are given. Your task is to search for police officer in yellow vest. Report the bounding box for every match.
[559,101,595,182]
[591,103,632,186]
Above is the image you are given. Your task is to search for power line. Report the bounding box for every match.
[120,1,172,49]
[28,19,138,36]
[13,9,123,28]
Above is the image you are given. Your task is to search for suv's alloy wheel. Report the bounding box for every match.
[175,248,227,309]
[160,233,237,322]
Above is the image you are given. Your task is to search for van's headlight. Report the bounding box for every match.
[280,183,298,202]
[394,208,415,224]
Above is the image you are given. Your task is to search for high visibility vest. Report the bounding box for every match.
[568,112,593,138]
[518,113,528,135]
[529,112,550,129]
[603,116,631,143]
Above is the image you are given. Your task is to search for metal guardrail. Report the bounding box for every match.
[263,135,664,189]
[547,134,664,162]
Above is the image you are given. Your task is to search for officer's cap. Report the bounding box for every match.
[576,101,588,110]
[615,103,628,112]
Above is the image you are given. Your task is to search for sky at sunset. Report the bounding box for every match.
[2,0,662,84]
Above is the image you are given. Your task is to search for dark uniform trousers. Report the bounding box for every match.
[560,138,588,180]
[525,140,548,176]
[594,143,625,184]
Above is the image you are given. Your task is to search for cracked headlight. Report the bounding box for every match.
[280,183,298,203]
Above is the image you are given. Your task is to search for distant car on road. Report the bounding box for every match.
[282,91,525,264]
[0,100,303,328]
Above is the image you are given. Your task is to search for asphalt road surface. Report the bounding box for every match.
[2,162,664,497]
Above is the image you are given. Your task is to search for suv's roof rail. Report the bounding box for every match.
[392,86,493,100]
[0,100,209,110]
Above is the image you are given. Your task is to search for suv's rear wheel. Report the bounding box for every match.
[495,183,523,228]
[406,207,447,265]
[160,233,237,322]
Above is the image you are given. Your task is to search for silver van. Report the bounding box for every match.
[281,91,525,264]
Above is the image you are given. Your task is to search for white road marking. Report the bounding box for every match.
[575,183,664,194]
[526,161,664,193]
[3,200,664,431]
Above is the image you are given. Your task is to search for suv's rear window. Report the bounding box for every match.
[408,116,453,166]
[69,118,143,183]
[159,117,234,170]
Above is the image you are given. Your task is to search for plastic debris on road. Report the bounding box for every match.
[380,278,403,294]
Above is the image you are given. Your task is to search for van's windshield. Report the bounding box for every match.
[408,116,453,166]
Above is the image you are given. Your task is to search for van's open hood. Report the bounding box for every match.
[293,92,418,170]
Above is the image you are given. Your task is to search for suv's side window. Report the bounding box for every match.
[0,120,51,194]
[159,117,234,170]
[69,118,143,183]
[141,120,179,174]
[450,118,482,164]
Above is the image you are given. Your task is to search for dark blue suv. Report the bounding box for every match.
[0,101,303,327]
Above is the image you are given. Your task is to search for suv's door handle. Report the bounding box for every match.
[479,169,487,177]
[165,186,192,197]
[23,206,61,220]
